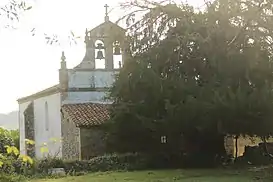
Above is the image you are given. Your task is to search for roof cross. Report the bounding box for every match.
[104,4,109,21]
[104,4,109,16]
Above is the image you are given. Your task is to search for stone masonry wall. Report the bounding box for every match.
[224,135,234,156]
[80,127,106,160]
[224,136,273,157]
[61,116,80,160]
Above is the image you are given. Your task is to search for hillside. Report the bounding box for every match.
[0,111,18,130]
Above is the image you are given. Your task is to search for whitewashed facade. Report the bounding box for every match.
[18,88,62,158]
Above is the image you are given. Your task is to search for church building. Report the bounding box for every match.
[17,5,126,160]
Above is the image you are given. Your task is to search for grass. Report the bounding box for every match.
[31,168,273,182]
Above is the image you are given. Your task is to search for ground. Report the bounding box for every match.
[32,169,273,182]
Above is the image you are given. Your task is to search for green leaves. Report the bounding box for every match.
[107,0,273,154]
[5,146,19,156]
[0,127,16,154]
[25,139,35,145]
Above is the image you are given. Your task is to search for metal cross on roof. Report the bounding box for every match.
[104,4,109,17]
[104,4,110,22]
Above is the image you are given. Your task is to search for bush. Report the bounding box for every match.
[62,153,148,174]
[0,155,34,176]
[62,152,186,174]
[36,157,64,174]
[87,153,146,171]
[1,156,16,174]
[63,160,89,174]
[35,152,211,175]
[241,145,273,165]
[0,128,15,154]
[0,173,27,182]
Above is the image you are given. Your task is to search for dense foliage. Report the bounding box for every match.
[0,128,33,182]
[106,0,273,163]
[0,127,17,154]
[36,153,187,175]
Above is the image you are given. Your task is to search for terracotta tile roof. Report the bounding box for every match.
[61,103,110,127]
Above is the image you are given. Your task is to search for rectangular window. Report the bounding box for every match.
[45,102,49,131]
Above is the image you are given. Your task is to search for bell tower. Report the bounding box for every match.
[62,5,127,104]
[75,4,126,70]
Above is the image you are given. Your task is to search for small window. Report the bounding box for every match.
[45,102,49,131]
[161,136,167,144]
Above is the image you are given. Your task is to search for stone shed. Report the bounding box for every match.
[61,102,110,160]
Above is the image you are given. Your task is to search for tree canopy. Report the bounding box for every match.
[106,0,273,156]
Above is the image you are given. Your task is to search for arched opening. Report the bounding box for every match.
[113,40,123,69]
[45,102,49,131]
[95,40,106,69]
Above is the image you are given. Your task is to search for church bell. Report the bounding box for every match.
[96,50,104,59]
[95,43,105,60]
[113,41,121,55]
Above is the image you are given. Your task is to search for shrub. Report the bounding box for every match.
[0,155,16,174]
[13,158,36,175]
[36,157,64,174]
[63,160,89,174]
[0,173,27,182]
[87,153,145,172]
[62,153,145,174]
[242,145,273,165]
[0,128,15,154]
[35,152,202,175]
[63,152,184,174]
[0,154,35,176]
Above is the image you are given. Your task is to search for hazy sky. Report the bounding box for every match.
[0,0,203,114]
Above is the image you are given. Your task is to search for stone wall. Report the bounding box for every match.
[236,137,273,156]
[61,115,80,160]
[224,135,234,156]
[80,127,106,160]
[224,136,273,157]
[24,102,35,158]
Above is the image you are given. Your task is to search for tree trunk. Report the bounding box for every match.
[235,135,238,160]
[183,131,226,167]
[261,136,268,154]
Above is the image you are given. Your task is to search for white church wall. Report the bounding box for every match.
[33,93,62,159]
[63,91,113,104]
[68,70,118,88]
[19,101,31,155]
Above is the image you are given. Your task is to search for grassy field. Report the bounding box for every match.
[32,168,273,182]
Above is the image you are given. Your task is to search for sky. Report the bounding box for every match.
[0,0,203,114]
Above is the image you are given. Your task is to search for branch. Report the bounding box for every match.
[227,1,270,47]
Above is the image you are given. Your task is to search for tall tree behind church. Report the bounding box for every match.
[106,0,273,159]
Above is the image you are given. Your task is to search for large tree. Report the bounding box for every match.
[106,0,273,162]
